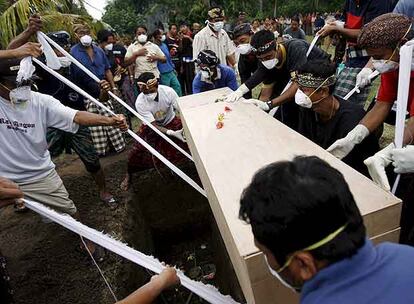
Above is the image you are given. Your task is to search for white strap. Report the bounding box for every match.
[306,34,320,57]
[24,199,239,304]
[32,57,206,197]
[37,32,193,162]
[392,41,414,194]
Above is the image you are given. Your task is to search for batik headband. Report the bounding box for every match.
[137,78,158,89]
[296,73,336,88]
[251,40,276,55]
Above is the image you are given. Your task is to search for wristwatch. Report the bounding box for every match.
[266,100,273,110]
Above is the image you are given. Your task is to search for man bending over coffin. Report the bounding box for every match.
[239,156,414,304]
[0,59,127,258]
[294,59,379,176]
[120,72,189,191]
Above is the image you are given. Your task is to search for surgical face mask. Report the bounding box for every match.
[80,35,92,47]
[161,35,166,42]
[9,86,31,104]
[201,69,211,79]
[145,92,157,101]
[137,34,148,44]
[210,21,224,32]
[264,255,297,292]
[261,58,278,70]
[58,56,72,68]
[105,43,113,51]
[295,88,313,108]
[237,44,252,55]
[372,59,399,74]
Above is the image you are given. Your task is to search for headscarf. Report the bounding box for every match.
[208,7,225,19]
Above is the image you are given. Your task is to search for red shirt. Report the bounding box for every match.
[377,70,414,116]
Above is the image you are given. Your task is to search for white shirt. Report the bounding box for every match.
[135,85,178,127]
[0,92,79,183]
[125,41,165,79]
[192,25,236,66]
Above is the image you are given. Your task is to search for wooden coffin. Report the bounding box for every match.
[178,88,402,304]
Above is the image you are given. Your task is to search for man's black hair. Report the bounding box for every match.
[291,15,300,23]
[250,30,275,50]
[137,72,156,83]
[169,23,178,31]
[297,59,337,94]
[97,29,114,43]
[151,29,162,40]
[239,156,366,266]
[135,25,148,34]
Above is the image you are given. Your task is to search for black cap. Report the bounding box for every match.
[233,23,252,39]
[196,50,219,67]
[0,59,20,82]
[47,31,71,48]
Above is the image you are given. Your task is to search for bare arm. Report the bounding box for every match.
[0,43,42,59]
[73,111,128,131]
[269,82,298,108]
[360,102,393,132]
[403,117,414,145]
[105,69,116,89]
[152,122,169,134]
[226,53,236,68]
[318,22,360,40]
[7,15,42,49]
[116,268,179,304]
[0,177,24,208]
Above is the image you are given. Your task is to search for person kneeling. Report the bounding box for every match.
[294,60,379,176]
[121,73,188,191]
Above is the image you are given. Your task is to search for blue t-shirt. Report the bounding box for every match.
[70,43,111,98]
[301,240,414,304]
[192,64,238,93]
[158,43,175,74]
[394,0,414,18]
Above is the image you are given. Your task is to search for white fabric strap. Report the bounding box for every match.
[306,34,320,57]
[392,41,414,194]
[343,70,379,101]
[24,199,238,304]
[37,32,193,162]
[33,58,206,197]
[37,32,61,70]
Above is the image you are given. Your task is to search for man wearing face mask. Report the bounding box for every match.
[295,60,379,176]
[192,50,238,94]
[120,73,188,191]
[327,14,414,189]
[226,30,329,130]
[151,29,182,96]
[70,24,126,158]
[124,25,166,86]
[239,156,414,303]
[192,7,236,69]
[232,23,259,99]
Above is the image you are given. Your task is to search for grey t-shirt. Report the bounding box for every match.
[284,26,306,40]
[393,0,414,18]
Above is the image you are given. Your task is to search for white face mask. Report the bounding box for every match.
[105,43,113,51]
[161,35,166,42]
[201,70,211,79]
[264,255,297,292]
[137,34,148,44]
[237,44,252,55]
[58,56,72,68]
[80,35,92,47]
[145,92,157,101]
[295,89,313,108]
[262,58,278,70]
[9,86,31,104]
[210,21,224,32]
[372,59,399,74]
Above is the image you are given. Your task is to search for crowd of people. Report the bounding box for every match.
[1,0,414,303]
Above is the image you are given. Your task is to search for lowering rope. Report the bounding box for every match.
[32,57,206,197]
[24,199,240,304]
[37,31,193,162]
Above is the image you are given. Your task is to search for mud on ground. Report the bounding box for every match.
[0,149,242,304]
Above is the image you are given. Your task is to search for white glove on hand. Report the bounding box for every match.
[327,124,370,159]
[242,99,270,111]
[166,129,186,143]
[364,144,394,191]
[356,67,373,89]
[224,84,249,103]
[391,145,414,174]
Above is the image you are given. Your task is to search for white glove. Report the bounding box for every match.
[363,143,394,191]
[327,124,370,159]
[391,145,414,174]
[166,129,186,143]
[16,57,36,83]
[356,67,373,89]
[224,84,249,103]
[242,98,270,111]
